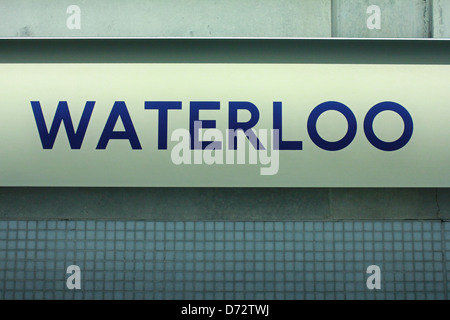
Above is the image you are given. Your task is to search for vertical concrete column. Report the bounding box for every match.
[432,0,450,37]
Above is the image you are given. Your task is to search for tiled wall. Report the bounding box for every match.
[0,221,448,300]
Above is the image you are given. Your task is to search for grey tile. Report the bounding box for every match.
[0,220,448,299]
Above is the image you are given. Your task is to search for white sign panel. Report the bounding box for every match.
[0,63,448,186]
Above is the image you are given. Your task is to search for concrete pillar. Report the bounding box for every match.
[432,0,450,37]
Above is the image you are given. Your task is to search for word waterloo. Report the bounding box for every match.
[30,100,413,175]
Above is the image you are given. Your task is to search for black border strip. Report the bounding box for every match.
[0,39,449,64]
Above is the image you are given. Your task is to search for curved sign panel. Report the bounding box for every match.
[0,63,448,186]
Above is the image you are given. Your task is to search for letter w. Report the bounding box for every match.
[31,101,95,149]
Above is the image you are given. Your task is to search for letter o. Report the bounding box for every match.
[364,101,413,151]
[307,101,357,151]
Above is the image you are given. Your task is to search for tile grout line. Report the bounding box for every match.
[441,221,448,299]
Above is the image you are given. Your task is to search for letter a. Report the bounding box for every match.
[67,5,81,30]
[66,265,81,289]
[366,5,381,30]
[366,265,381,289]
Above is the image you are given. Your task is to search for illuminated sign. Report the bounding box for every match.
[0,63,448,186]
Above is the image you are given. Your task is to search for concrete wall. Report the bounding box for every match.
[0,188,446,220]
[1,0,450,38]
[0,0,331,37]
[333,0,431,37]
[433,0,450,37]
